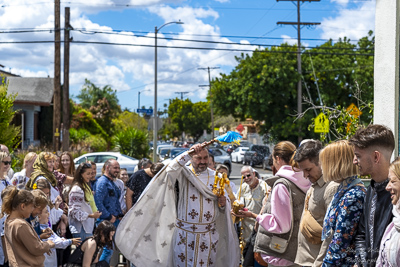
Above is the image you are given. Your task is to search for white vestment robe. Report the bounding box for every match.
[115,152,240,267]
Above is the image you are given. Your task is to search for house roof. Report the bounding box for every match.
[6,77,54,106]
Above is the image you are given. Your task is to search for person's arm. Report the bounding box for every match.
[82,239,97,267]
[94,179,112,220]
[313,183,338,266]
[17,223,53,256]
[354,190,368,266]
[323,188,365,266]
[126,188,134,211]
[69,186,91,221]
[256,183,292,234]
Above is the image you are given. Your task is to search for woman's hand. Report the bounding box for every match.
[89,211,102,219]
[231,208,257,219]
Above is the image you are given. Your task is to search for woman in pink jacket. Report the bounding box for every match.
[235,141,311,266]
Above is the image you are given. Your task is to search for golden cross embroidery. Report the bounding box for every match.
[274,243,281,250]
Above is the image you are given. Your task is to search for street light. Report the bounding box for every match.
[153,20,183,162]
[138,89,150,110]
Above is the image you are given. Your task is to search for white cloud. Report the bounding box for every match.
[280,35,309,47]
[320,1,375,41]
[331,0,349,6]
[0,1,256,106]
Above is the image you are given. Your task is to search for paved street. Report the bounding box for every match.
[229,162,273,188]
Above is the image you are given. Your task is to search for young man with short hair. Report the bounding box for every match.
[294,140,339,267]
[349,124,395,267]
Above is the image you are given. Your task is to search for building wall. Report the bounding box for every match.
[374,0,400,157]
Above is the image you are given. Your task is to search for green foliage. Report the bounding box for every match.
[211,33,375,142]
[85,135,108,152]
[0,78,21,150]
[113,111,148,132]
[69,128,91,146]
[70,105,107,137]
[113,127,149,159]
[168,98,211,141]
[77,79,121,113]
[76,79,122,149]
[214,115,237,130]
[211,45,302,143]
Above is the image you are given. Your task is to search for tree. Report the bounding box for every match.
[113,127,149,159]
[211,33,374,143]
[76,79,122,149]
[168,98,211,141]
[0,78,21,150]
[211,44,302,143]
[113,110,148,132]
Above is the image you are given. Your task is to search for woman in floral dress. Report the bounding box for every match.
[319,140,366,266]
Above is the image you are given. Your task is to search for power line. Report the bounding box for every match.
[0,29,374,51]
[0,39,374,56]
[0,27,371,43]
[0,40,374,56]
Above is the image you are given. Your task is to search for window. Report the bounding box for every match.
[97,155,117,163]
[76,156,96,164]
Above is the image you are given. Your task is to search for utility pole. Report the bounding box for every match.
[62,7,73,151]
[174,91,189,100]
[53,0,61,152]
[199,67,220,139]
[276,0,320,143]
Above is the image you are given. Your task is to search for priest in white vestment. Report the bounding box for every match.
[115,144,240,267]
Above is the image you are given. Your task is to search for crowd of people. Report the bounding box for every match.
[0,144,165,267]
[0,123,399,267]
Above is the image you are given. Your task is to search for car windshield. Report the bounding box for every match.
[171,149,188,158]
[253,146,269,155]
[160,148,171,155]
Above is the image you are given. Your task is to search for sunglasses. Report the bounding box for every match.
[2,161,11,165]
[244,174,252,178]
[81,163,92,168]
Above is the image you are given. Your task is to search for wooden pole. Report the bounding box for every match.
[53,0,61,152]
[62,7,71,151]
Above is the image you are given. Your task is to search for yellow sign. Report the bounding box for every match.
[346,103,362,118]
[54,128,60,137]
[314,113,329,133]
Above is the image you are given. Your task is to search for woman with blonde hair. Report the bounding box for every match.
[377,157,400,266]
[10,152,37,189]
[319,140,366,266]
[0,152,11,201]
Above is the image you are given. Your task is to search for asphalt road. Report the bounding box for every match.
[229,162,273,188]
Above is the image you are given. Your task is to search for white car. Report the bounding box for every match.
[74,152,139,178]
[231,147,249,163]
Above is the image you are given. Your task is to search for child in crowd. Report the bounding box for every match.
[29,189,52,239]
[67,220,116,267]
[2,187,54,267]
[38,208,81,267]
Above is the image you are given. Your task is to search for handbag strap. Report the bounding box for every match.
[304,192,311,211]
[272,178,294,246]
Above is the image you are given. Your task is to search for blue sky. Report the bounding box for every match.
[0,0,375,112]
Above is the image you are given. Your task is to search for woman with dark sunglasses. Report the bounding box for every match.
[0,151,11,185]
[68,163,102,242]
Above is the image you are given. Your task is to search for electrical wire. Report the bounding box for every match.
[0,39,375,56]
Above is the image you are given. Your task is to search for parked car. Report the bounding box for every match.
[208,147,232,175]
[74,152,139,178]
[161,148,189,165]
[231,147,249,163]
[262,155,272,170]
[243,145,270,167]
